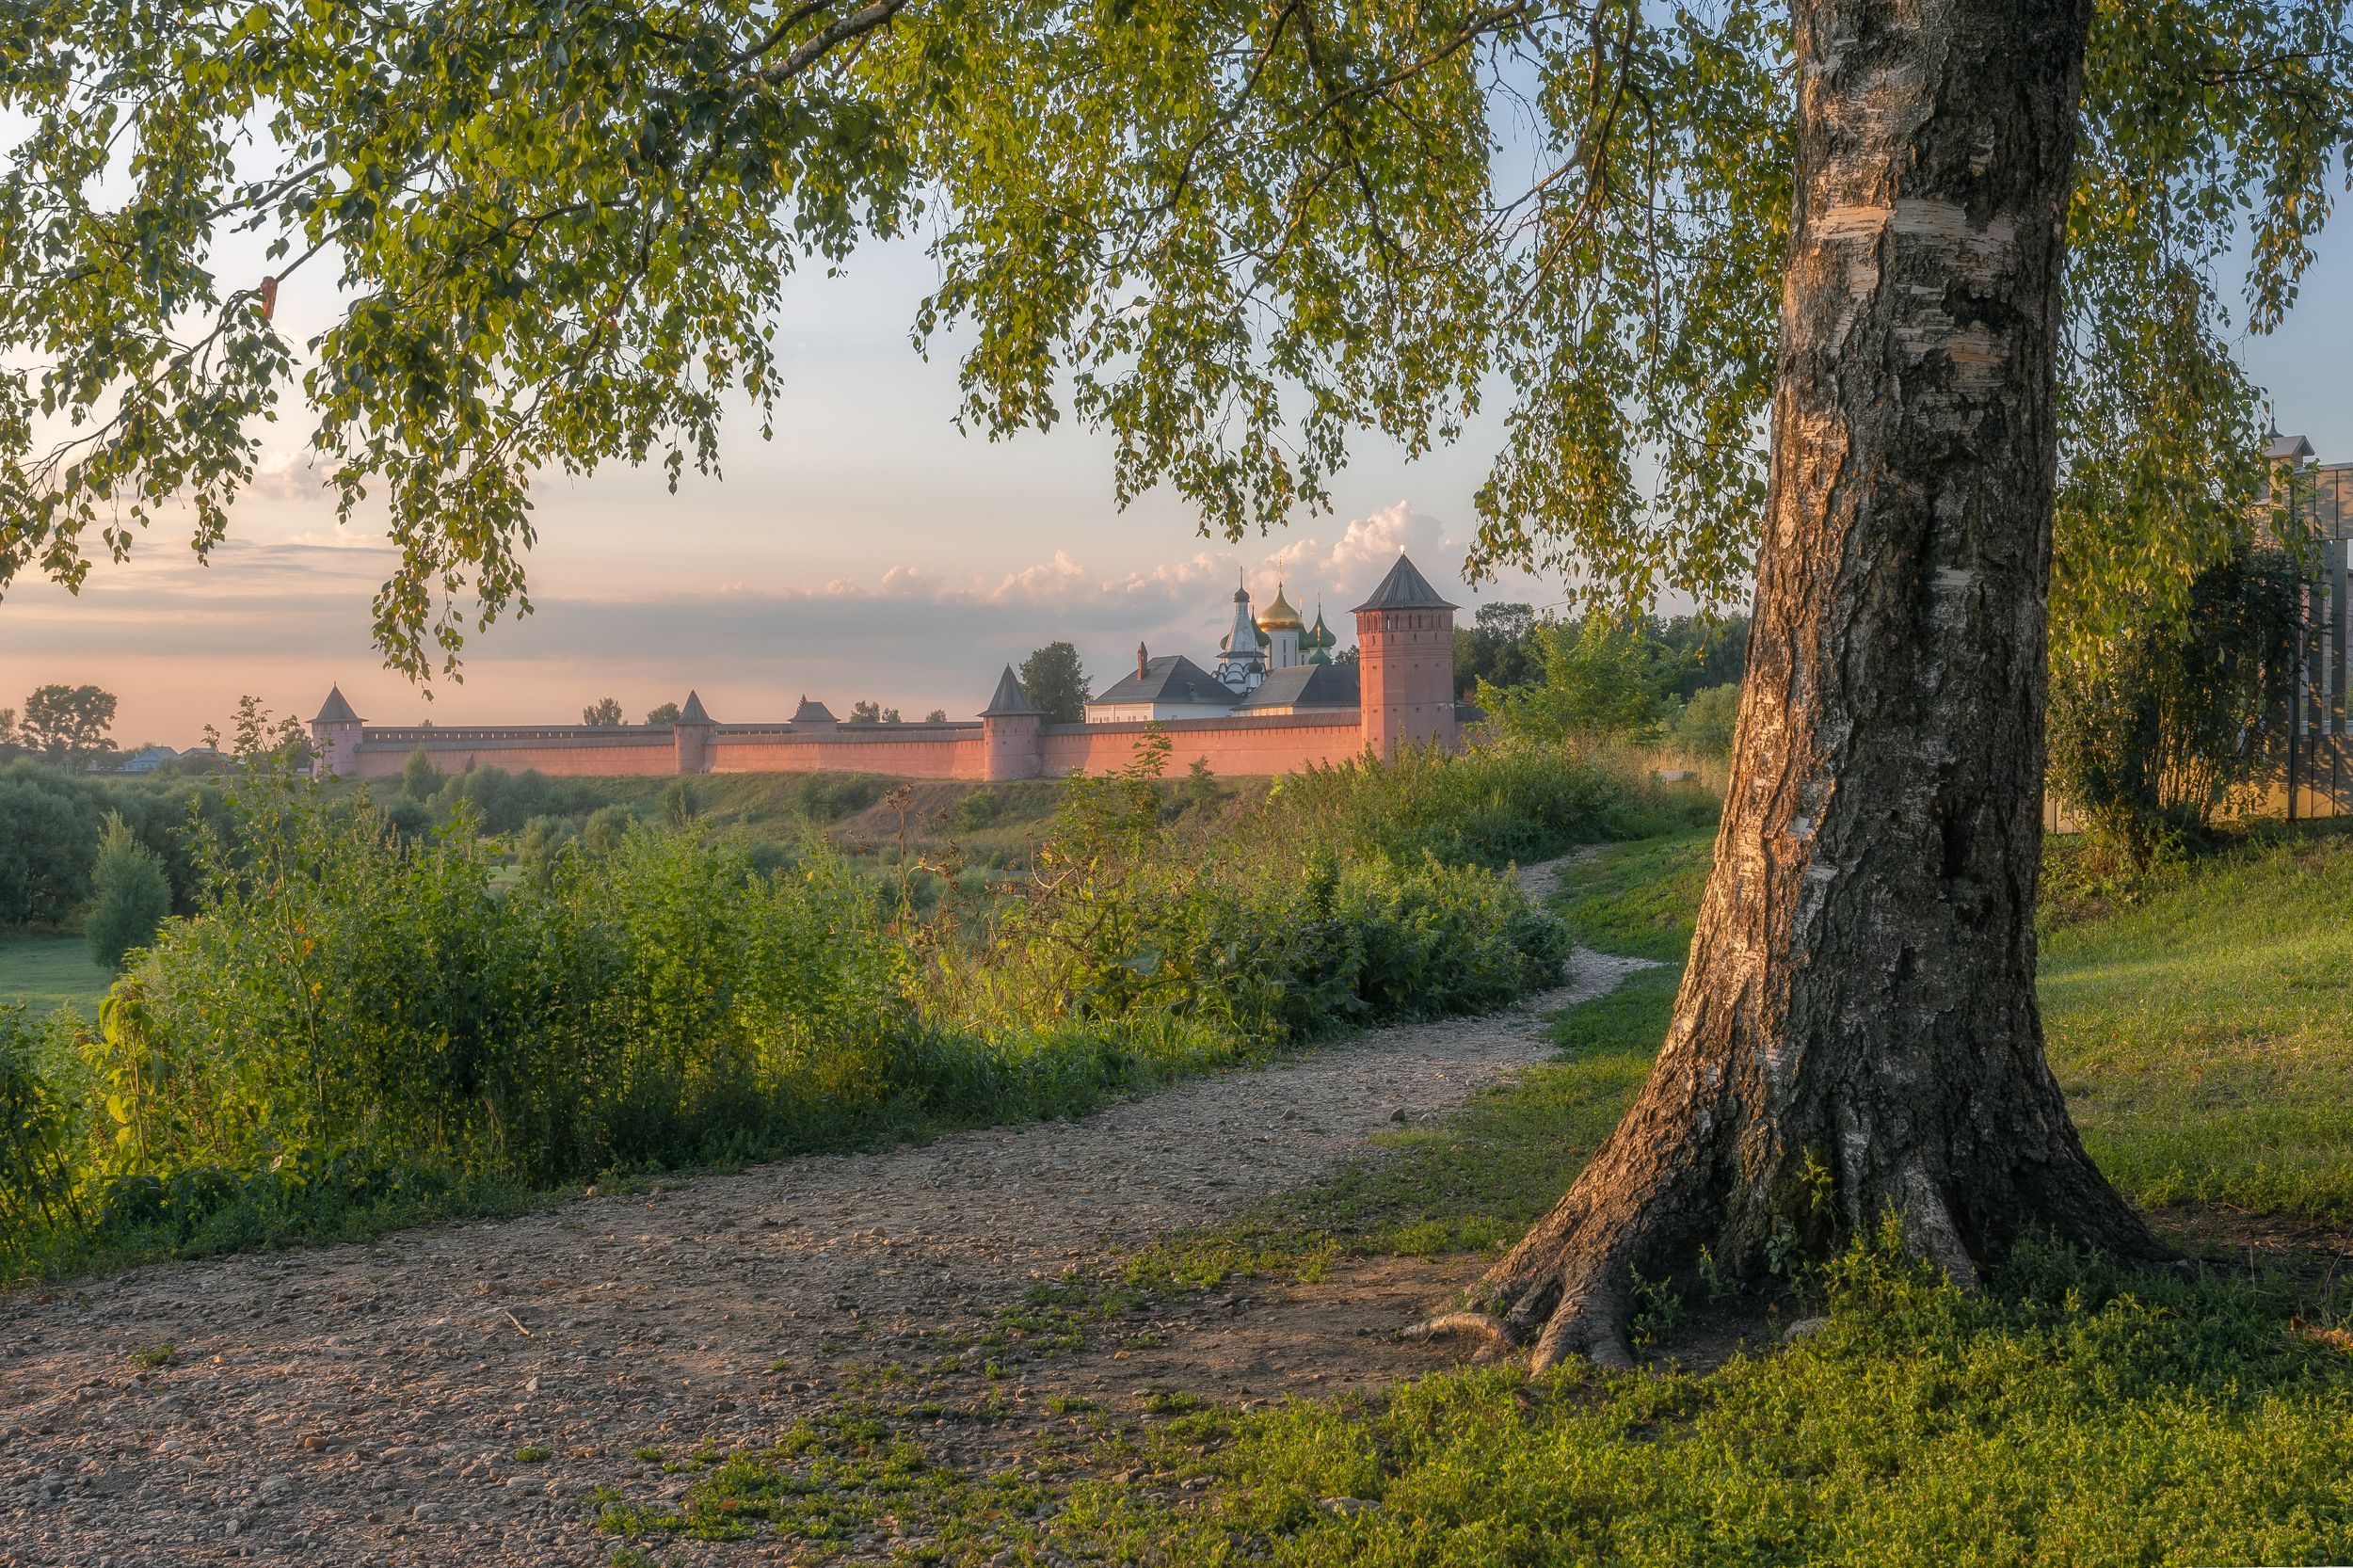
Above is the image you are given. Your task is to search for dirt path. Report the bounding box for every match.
[2,860,1648,1568]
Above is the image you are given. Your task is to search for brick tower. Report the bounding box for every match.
[980,665,1044,780]
[1353,555,1458,760]
[310,685,364,777]
[672,690,715,774]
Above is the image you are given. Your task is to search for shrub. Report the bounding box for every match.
[2049,548,2301,869]
[0,1006,80,1233]
[582,804,636,856]
[1672,682,1742,760]
[954,787,1003,831]
[1176,757,1220,814]
[86,813,171,970]
[788,774,881,823]
[1263,742,1642,869]
[1476,618,1674,747]
[515,815,575,889]
[1,739,1642,1278]
[401,747,438,800]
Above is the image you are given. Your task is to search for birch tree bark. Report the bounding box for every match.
[1465,0,2173,1371]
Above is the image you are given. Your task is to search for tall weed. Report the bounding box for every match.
[2,742,1632,1277]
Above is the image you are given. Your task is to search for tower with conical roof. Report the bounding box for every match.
[673,690,715,774]
[310,685,365,777]
[979,665,1044,780]
[1353,554,1458,760]
[1214,575,1267,692]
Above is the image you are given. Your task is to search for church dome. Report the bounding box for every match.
[1306,603,1337,649]
[1257,582,1304,632]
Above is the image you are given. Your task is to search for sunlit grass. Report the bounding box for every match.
[2042,836,2353,1221]
[0,929,111,1018]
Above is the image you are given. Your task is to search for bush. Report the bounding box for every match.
[788,774,881,823]
[0,761,221,924]
[0,1006,80,1234]
[401,747,438,800]
[582,804,636,856]
[85,813,171,970]
[1476,618,1674,747]
[0,739,1655,1278]
[1672,682,1742,759]
[515,815,575,889]
[1262,741,1660,870]
[2049,548,2301,869]
[954,787,1003,831]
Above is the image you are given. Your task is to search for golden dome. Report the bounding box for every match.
[1257,581,1305,632]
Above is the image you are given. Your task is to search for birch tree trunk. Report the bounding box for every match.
[1466,0,2171,1370]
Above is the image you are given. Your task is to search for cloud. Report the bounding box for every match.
[6,500,1535,747]
[984,551,1088,603]
[245,447,337,504]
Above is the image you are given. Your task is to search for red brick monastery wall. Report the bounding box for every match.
[708,726,989,779]
[1037,714,1365,776]
[344,729,678,779]
[312,553,1460,783]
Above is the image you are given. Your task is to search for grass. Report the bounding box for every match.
[1545,824,2353,1224]
[2043,833,2353,1222]
[1547,828,1714,960]
[0,929,113,1017]
[1053,830,2353,1565]
[1035,1243,2353,1568]
[589,824,2353,1566]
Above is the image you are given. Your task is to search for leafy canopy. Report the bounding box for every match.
[3,1,2348,676]
[20,684,118,768]
[1020,640,1091,724]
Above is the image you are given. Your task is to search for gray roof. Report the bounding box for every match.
[792,696,837,723]
[980,666,1043,717]
[2270,432,2318,462]
[1237,663,1360,711]
[679,690,712,725]
[1090,655,1239,709]
[1352,554,1456,613]
[314,685,361,725]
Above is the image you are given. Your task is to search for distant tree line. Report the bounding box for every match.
[2,684,120,771]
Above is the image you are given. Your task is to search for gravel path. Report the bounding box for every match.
[2,859,1650,1567]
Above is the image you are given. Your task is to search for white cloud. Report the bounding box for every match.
[245,447,336,503]
[984,551,1088,603]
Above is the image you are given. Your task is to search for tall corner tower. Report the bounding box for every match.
[979,665,1044,780]
[311,685,365,778]
[1353,555,1458,760]
[673,690,716,774]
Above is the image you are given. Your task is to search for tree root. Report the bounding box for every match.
[1898,1161,1981,1292]
[1399,1311,1515,1348]
[1529,1279,1634,1375]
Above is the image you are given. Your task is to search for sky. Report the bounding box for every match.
[4,200,2351,749]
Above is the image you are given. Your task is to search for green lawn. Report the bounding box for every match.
[2042,838,2353,1222]
[588,826,2353,1567]
[0,930,113,1018]
[1545,827,2353,1224]
[1057,830,2353,1567]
